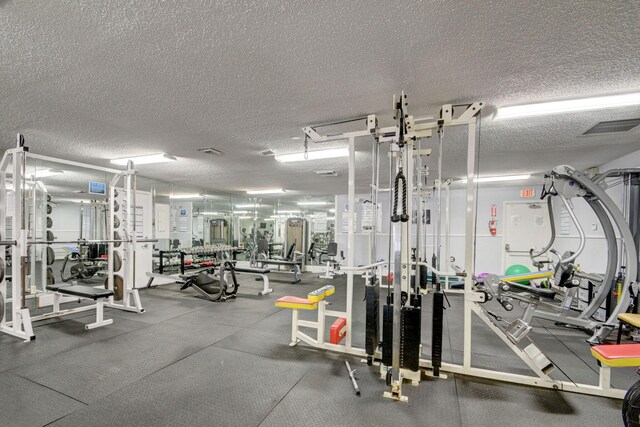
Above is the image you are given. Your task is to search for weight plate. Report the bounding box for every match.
[113,215,120,229]
[47,217,53,228]
[46,246,55,266]
[46,194,52,202]
[46,267,55,285]
[113,251,122,272]
[47,204,52,214]
[0,257,4,282]
[47,230,55,242]
[113,231,121,248]
[105,275,124,301]
[0,291,4,322]
[113,200,119,213]
[113,188,118,198]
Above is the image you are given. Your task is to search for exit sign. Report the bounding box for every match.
[520,189,536,198]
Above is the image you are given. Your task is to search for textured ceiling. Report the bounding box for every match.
[1,1,639,198]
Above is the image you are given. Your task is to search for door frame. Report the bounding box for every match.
[501,199,549,273]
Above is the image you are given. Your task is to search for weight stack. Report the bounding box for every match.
[381,293,422,371]
[401,295,422,371]
[382,298,394,367]
[431,291,444,376]
[365,277,379,360]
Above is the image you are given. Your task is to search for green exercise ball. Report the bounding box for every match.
[505,264,531,285]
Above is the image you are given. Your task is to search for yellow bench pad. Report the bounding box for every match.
[619,313,640,328]
[307,285,335,302]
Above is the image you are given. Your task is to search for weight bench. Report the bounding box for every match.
[221,266,273,295]
[46,284,114,330]
[617,313,640,344]
[591,343,640,393]
[276,285,348,348]
[256,260,302,284]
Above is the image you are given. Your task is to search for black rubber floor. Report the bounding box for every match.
[0,273,631,426]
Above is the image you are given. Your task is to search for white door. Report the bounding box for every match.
[502,201,551,272]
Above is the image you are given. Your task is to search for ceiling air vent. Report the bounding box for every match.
[314,170,338,177]
[198,147,223,156]
[583,118,640,135]
[261,149,275,156]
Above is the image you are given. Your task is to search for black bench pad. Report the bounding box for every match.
[257,260,300,266]
[507,282,556,299]
[46,285,114,300]
[229,267,270,274]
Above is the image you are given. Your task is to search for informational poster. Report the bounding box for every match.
[361,203,374,230]
[313,211,328,233]
[135,205,144,238]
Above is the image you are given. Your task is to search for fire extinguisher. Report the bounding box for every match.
[489,204,497,236]
[489,219,497,236]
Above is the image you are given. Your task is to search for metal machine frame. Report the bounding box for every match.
[0,135,147,341]
[294,94,629,401]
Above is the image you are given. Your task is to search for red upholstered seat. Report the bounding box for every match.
[591,344,640,367]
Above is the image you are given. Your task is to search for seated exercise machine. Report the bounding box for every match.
[255,241,303,284]
[477,166,639,344]
[318,242,344,279]
[178,261,239,302]
[275,285,347,347]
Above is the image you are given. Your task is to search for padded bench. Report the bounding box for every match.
[46,284,114,330]
[256,259,302,284]
[46,284,114,300]
[506,282,557,299]
[616,313,640,344]
[276,285,338,347]
[591,343,640,394]
[221,266,273,296]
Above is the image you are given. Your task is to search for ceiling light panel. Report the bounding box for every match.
[111,153,177,166]
[495,92,640,120]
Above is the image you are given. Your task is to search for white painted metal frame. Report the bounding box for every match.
[0,138,145,341]
[300,100,627,400]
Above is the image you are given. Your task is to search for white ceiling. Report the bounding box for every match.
[1,1,639,197]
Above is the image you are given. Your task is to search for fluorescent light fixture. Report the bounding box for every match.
[329,208,336,213]
[297,201,328,206]
[495,92,640,120]
[30,169,64,178]
[461,174,530,184]
[111,153,177,166]
[237,216,252,219]
[264,218,274,221]
[169,194,201,199]
[277,210,301,214]
[246,188,285,195]
[291,136,301,140]
[233,210,248,214]
[275,147,349,163]
[235,204,263,208]
[201,211,222,215]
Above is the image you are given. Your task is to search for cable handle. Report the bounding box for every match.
[391,168,409,223]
